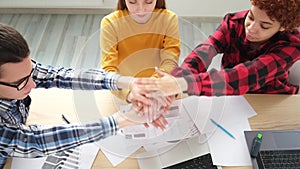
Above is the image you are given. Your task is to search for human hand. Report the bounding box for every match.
[144,114,168,130]
[117,76,153,106]
[135,68,187,96]
[164,95,176,114]
[127,78,155,106]
[136,94,175,130]
[126,91,171,130]
[115,103,168,129]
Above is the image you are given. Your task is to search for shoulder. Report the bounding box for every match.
[223,10,248,21]
[279,30,300,45]
[152,9,178,21]
[289,29,300,42]
[158,9,178,16]
[101,10,128,26]
[219,10,248,32]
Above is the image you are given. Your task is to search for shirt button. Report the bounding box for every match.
[23,138,28,142]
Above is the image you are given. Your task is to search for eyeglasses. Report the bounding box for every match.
[0,68,35,91]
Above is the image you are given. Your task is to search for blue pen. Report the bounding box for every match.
[210,118,236,139]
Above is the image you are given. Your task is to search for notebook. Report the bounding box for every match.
[244,130,300,169]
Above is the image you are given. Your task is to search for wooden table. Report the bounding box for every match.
[4,90,300,169]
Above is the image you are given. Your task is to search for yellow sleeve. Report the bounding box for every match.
[100,16,119,73]
[156,13,180,75]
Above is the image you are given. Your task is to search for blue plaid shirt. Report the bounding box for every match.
[0,60,121,167]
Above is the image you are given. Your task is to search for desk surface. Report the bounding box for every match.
[4,90,300,169]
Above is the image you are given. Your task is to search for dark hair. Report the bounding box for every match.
[0,23,30,68]
[116,0,166,10]
[251,0,300,32]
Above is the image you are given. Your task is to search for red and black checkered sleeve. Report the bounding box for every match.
[176,44,300,96]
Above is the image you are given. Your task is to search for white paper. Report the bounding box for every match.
[180,95,256,166]
[11,143,99,169]
[119,99,199,146]
[98,95,256,167]
[98,135,141,166]
[98,98,201,166]
[206,96,255,166]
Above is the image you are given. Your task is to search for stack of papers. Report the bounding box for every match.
[11,143,99,169]
[99,95,257,167]
[185,96,257,166]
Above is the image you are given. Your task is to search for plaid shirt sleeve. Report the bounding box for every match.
[32,61,121,91]
[171,12,300,96]
[0,115,118,158]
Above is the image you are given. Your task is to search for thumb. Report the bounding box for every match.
[155,67,167,77]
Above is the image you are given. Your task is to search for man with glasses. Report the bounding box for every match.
[0,23,168,168]
[0,67,34,91]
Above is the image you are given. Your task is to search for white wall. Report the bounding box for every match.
[0,0,251,17]
[0,0,116,9]
[167,0,251,17]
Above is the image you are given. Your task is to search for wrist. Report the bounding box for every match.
[126,92,133,103]
[177,77,188,93]
[115,112,127,128]
[117,76,134,90]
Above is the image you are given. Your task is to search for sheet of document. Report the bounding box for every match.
[181,95,256,166]
[98,95,256,167]
[11,143,99,169]
[183,95,256,134]
[205,96,256,166]
[118,99,200,148]
[98,134,141,166]
[98,99,199,166]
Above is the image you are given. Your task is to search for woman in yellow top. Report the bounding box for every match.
[100,0,180,101]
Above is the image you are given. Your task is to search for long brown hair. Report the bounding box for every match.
[116,0,166,10]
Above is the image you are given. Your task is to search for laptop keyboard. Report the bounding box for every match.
[162,153,218,169]
[257,149,300,169]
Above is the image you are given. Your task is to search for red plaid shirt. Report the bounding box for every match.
[171,10,300,96]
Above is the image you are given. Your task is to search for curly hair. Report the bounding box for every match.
[251,0,300,32]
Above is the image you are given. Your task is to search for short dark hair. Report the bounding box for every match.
[0,23,30,68]
[116,0,166,10]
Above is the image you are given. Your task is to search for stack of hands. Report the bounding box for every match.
[115,68,188,130]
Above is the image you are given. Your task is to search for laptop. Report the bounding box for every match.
[137,135,222,169]
[244,130,300,169]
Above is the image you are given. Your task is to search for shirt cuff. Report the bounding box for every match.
[100,115,119,137]
[183,75,202,95]
[105,72,121,90]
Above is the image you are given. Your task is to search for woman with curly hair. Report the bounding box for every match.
[138,0,300,97]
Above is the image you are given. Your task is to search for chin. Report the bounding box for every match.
[134,18,149,24]
[133,15,151,24]
[18,94,30,100]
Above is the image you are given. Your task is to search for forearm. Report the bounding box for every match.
[158,40,180,74]
[33,62,121,91]
[1,117,118,158]
[176,77,188,94]
[116,76,134,90]
[158,58,179,74]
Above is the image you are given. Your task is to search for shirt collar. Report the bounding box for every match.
[0,99,17,112]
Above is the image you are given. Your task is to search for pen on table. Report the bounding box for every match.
[210,118,236,140]
[62,114,70,124]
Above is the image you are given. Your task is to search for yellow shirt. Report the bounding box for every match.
[100,9,180,100]
[101,8,180,75]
